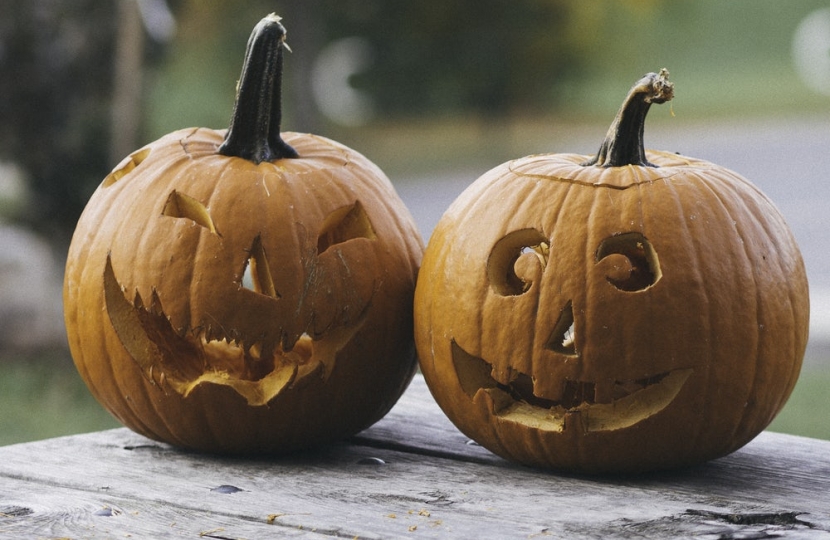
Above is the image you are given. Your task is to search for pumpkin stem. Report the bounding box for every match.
[582,69,673,168]
[218,14,299,163]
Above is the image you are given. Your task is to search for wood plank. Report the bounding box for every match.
[2,430,827,539]
[353,372,500,464]
[0,376,828,539]
[0,477,329,539]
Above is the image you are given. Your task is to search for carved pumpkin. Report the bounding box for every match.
[414,70,809,473]
[64,15,423,454]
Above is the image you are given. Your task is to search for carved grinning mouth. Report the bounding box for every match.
[100,190,378,406]
[103,252,368,407]
[451,341,692,433]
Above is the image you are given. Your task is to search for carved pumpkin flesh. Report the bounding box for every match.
[414,70,809,473]
[64,15,423,454]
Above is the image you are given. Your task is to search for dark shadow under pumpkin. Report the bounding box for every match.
[451,341,692,433]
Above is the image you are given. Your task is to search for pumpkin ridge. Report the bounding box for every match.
[508,157,709,189]
[679,168,788,455]
[697,175,761,451]
[659,174,715,456]
[703,171,806,446]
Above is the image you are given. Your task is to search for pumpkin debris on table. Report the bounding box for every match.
[63,14,423,454]
[414,69,809,474]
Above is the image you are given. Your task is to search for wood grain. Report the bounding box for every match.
[0,376,828,539]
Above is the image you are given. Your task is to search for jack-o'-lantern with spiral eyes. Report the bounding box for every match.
[63,15,423,454]
[414,69,809,473]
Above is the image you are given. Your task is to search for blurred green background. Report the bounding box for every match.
[1,0,829,446]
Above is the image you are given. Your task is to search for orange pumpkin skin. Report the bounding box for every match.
[64,128,422,454]
[63,16,423,454]
[414,72,809,473]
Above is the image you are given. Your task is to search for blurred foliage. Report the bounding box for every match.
[322,0,580,117]
[0,0,180,243]
[768,364,830,441]
[148,0,830,139]
[0,0,117,241]
[146,0,597,138]
[0,352,119,446]
[2,0,830,239]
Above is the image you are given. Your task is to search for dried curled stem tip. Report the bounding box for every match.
[264,12,284,24]
[642,68,674,104]
[582,68,674,168]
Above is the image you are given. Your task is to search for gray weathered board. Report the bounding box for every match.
[1,375,828,539]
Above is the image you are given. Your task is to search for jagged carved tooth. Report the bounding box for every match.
[132,290,145,310]
[205,325,219,343]
[218,328,230,343]
[147,289,166,316]
[213,326,227,343]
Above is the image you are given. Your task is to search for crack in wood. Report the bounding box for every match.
[349,434,496,466]
[684,509,815,528]
[595,508,820,539]
[0,505,34,518]
[122,443,167,452]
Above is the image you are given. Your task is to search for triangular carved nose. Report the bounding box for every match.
[241,235,279,299]
[545,301,577,356]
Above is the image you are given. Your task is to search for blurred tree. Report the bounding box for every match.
[0,0,680,242]
[322,0,580,118]
[0,0,179,244]
[0,0,116,242]
[149,0,590,133]
[280,0,325,132]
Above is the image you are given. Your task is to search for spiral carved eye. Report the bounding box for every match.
[487,228,549,296]
[595,232,661,292]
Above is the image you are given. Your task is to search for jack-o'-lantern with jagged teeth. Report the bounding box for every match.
[64,15,423,454]
[414,69,809,473]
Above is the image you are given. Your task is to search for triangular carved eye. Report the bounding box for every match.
[162,190,219,235]
[317,201,376,254]
[241,235,279,298]
[103,148,151,187]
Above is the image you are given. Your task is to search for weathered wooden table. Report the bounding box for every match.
[1,375,828,539]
